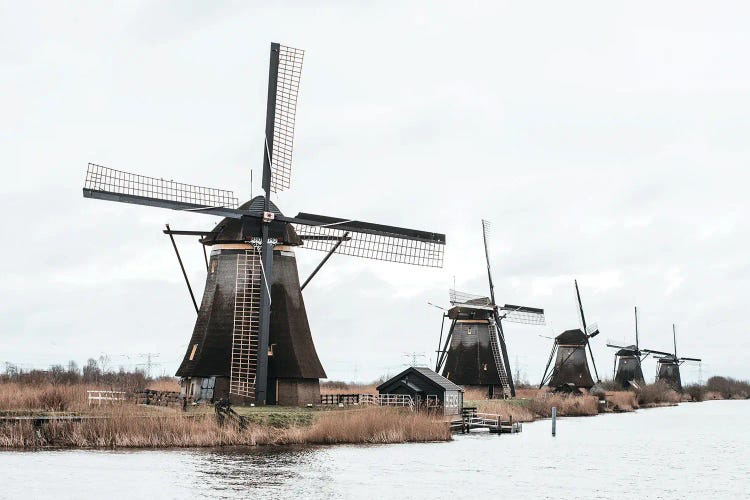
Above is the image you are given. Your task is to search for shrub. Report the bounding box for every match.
[684,384,706,402]
[636,381,680,406]
[706,376,750,399]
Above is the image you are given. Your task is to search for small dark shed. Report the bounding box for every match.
[377,366,463,415]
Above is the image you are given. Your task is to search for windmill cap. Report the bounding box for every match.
[556,329,588,345]
[201,196,300,245]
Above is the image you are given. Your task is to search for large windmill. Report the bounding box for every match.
[653,324,701,392]
[539,280,601,391]
[82,43,445,405]
[606,306,670,389]
[434,220,545,398]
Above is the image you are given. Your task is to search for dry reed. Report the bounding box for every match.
[604,391,639,411]
[474,400,537,423]
[146,379,181,392]
[0,398,450,449]
[319,384,378,395]
[0,383,88,413]
[636,381,681,406]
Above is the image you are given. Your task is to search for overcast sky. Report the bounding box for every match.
[2,1,748,384]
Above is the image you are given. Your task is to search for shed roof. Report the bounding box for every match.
[377,366,463,392]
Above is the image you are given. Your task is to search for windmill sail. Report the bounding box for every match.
[500,304,546,325]
[449,289,491,306]
[268,45,304,193]
[292,213,445,268]
[83,164,240,216]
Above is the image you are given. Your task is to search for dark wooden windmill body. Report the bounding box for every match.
[539,280,601,391]
[82,43,445,405]
[435,221,545,398]
[606,307,669,390]
[653,325,701,392]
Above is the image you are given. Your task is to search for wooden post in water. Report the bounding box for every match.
[551,407,557,436]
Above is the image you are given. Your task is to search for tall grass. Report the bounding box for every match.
[319,384,378,395]
[146,379,181,392]
[603,391,639,411]
[0,383,88,413]
[635,381,680,406]
[287,407,450,444]
[0,406,450,449]
[475,393,598,422]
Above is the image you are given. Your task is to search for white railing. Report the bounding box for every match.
[359,394,414,408]
[87,390,127,406]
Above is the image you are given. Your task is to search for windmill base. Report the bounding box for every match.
[268,378,321,406]
[181,376,320,406]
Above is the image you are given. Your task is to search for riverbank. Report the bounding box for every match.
[1,378,748,449]
[0,405,450,449]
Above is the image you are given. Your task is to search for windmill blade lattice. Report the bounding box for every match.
[449,289,491,306]
[83,164,239,213]
[481,219,492,256]
[292,213,445,268]
[500,304,546,325]
[586,322,600,336]
[269,45,304,193]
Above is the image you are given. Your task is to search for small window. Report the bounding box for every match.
[483,363,488,371]
[210,259,217,273]
[189,344,198,361]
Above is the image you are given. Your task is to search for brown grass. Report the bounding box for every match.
[529,393,599,417]
[636,381,681,406]
[286,407,450,444]
[515,388,543,399]
[319,384,377,395]
[146,379,181,392]
[473,392,598,422]
[604,391,639,411]
[474,400,537,423]
[0,383,88,413]
[0,381,450,449]
[463,387,542,402]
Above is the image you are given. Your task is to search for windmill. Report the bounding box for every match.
[82,43,446,406]
[539,280,601,391]
[606,306,670,390]
[434,220,545,398]
[652,324,701,392]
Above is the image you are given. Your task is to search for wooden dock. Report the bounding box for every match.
[450,406,523,434]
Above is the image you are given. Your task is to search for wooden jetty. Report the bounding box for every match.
[450,406,522,434]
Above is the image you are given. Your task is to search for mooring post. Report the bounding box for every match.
[551,406,557,436]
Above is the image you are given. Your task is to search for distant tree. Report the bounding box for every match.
[98,354,112,373]
[82,358,101,382]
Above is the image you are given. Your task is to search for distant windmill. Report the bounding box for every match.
[82,43,446,405]
[652,324,701,392]
[539,280,601,391]
[434,220,545,398]
[606,307,670,390]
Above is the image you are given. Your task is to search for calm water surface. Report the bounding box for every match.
[2,400,748,499]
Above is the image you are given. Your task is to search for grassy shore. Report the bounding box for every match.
[2,375,747,449]
[0,382,450,449]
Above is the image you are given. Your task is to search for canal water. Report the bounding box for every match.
[1,400,748,499]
